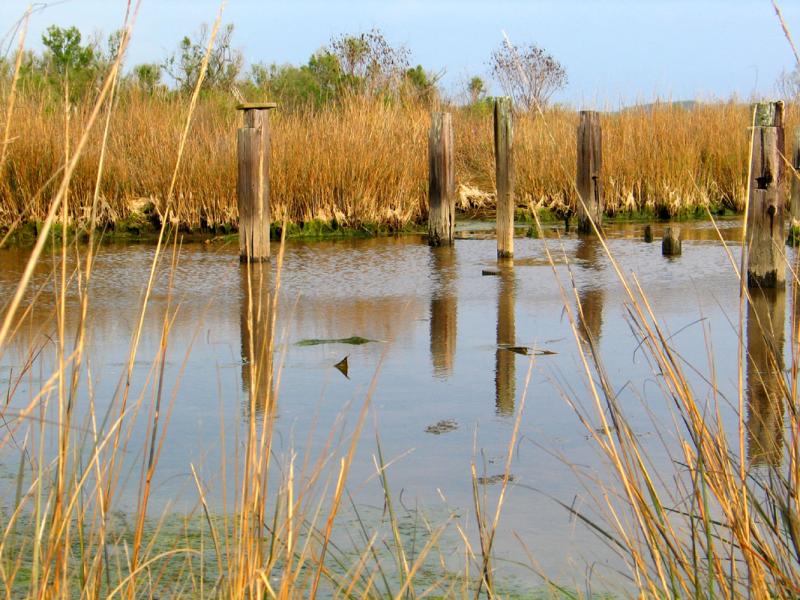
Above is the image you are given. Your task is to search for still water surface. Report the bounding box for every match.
[0,220,791,590]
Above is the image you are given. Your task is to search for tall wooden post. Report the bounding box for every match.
[428,112,455,246]
[494,97,514,258]
[576,110,603,235]
[789,127,800,238]
[746,101,785,288]
[237,102,276,262]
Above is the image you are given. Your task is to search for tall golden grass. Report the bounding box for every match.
[0,86,785,232]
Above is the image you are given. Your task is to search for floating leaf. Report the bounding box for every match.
[296,336,375,347]
[477,474,515,485]
[498,344,557,356]
[334,356,349,379]
[425,419,458,435]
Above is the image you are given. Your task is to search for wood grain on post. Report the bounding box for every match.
[428,112,456,246]
[746,101,785,288]
[576,110,603,235]
[789,127,800,234]
[662,226,681,256]
[237,103,276,262]
[494,97,514,258]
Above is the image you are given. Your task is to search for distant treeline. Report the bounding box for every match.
[0,23,568,110]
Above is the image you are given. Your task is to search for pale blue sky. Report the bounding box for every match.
[2,0,799,106]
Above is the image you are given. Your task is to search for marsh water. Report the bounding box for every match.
[0,219,793,592]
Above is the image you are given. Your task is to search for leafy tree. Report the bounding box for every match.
[249,52,348,109]
[403,65,439,105]
[164,23,243,92]
[490,41,567,111]
[41,25,99,97]
[132,63,162,94]
[42,25,94,77]
[468,76,486,104]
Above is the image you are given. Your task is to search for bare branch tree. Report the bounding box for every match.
[490,40,567,111]
[777,65,800,102]
[328,28,410,98]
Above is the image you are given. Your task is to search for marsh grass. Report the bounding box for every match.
[0,77,783,236]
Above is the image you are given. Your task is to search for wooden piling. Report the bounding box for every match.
[662,226,681,256]
[237,102,276,262]
[789,127,800,242]
[494,97,514,258]
[746,101,785,288]
[576,110,603,235]
[643,225,653,243]
[428,112,456,246]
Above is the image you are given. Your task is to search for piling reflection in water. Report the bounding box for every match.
[746,287,786,467]
[495,260,516,416]
[240,263,274,416]
[429,247,458,378]
[575,239,604,346]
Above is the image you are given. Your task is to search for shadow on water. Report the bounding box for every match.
[240,262,274,416]
[495,259,516,416]
[746,286,786,467]
[429,247,458,379]
[575,238,604,346]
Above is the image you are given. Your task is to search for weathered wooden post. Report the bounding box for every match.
[237,102,276,262]
[746,101,785,288]
[494,97,514,258]
[788,127,800,243]
[428,112,456,246]
[662,226,681,256]
[576,110,603,234]
[643,224,653,243]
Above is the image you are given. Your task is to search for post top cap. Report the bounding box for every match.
[236,102,277,110]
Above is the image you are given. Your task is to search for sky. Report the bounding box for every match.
[1,0,800,107]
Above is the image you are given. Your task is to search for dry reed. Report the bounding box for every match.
[0,85,786,233]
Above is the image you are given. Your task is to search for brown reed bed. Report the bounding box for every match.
[0,83,785,235]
